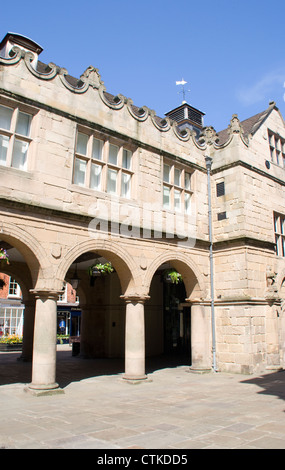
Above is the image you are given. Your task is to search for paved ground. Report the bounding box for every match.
[0,345,284,450]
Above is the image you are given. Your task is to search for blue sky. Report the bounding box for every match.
[1,0,285,132]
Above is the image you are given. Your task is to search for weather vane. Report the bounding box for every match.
[176,78,190,103]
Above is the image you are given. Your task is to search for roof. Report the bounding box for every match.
[216,101,280,145]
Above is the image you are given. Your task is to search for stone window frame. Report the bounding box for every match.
[268,130,285,168]
[0,100,36,172]
[73,127,134,199]
[162,158,193,214]
[274,212,285,257]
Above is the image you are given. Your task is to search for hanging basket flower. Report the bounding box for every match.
[163,268,183,284]
[0,248,9,266]
[88,262,114,277]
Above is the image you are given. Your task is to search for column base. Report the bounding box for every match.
[122,374,150,384]
[188,366,212,374]
[25,382,65,396]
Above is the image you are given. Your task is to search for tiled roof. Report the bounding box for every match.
[216,102,277,145]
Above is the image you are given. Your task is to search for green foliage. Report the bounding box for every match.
[164,269,183,284]
[0,248,9,264]
[88,262,114,276]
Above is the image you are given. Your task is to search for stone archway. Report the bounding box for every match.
[144,252,211,373]
[0,222,50,289]
[143,251,206,301]
[56,239,141,296]
[55,239,148,382]
[0,227,50,385]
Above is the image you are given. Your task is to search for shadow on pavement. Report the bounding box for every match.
[241,369,285,404]
[0,349,191,388]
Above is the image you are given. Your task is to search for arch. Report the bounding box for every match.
[55,239,140,295]
[0,222,50,288]
[144,251,206,301]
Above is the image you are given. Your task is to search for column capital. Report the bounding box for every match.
[30,288,61,300]
[120,294,150,304]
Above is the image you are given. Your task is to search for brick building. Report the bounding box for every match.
[0,32,284,393]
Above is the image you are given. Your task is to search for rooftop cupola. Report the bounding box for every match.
[165,78,205,137]
[0,32,43,68]
[165,102,205,137]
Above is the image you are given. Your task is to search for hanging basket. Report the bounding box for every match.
[88,262,114,286]
[88,262,114,277]
[0,248,10,266]
[163,269,183,284]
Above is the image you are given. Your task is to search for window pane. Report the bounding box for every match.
[281,217,285,234]
[121,172,131,198]
[90,163,102,190]
[185,192,191,214]
[11,139,29,170]
[163,185,170,208]
[76,132,88,155]
[92,138,103,160]
[0,134,9,165]
[109,144,118,165]
[274,215,279,233]
[185,172,191,190]
[174,168,181,186]
[163,164,170,183]
[122,149,132,170]
[0,105,13,130]
[16,112,31,136]
[275,234,280,256]
[174,189,181,211]
[73,158,86,186]
[107,168,117,194]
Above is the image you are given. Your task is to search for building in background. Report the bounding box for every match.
[0,273,81,337]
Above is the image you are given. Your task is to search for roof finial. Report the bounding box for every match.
[176,78,190,104]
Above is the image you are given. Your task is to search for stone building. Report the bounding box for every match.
[0,32,284,393]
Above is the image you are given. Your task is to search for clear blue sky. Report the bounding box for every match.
[1,0,285,132]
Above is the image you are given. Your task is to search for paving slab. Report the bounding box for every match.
[0,347,285,450]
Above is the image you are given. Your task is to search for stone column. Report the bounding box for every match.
[189,303,212,373]
[122,295,149,381]
[27,290,61,393]
[20,298,35,362]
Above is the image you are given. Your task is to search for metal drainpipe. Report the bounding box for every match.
[205,156,217,372]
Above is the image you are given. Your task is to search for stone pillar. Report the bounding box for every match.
[20,298,35,362]
[27,290,61,393]
[122,295,149,381]
[189,303,212,373]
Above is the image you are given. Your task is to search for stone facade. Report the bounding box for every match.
[0,33,284,391]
